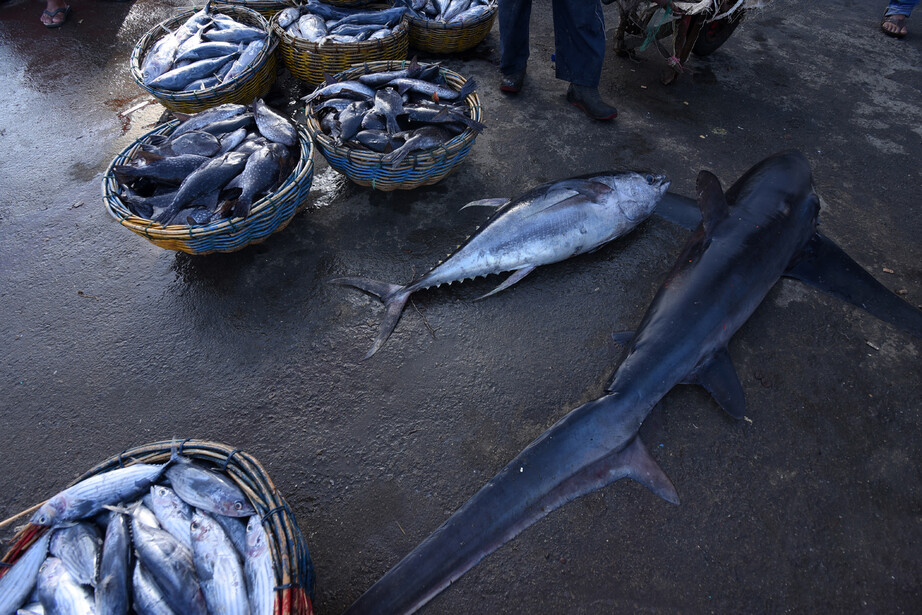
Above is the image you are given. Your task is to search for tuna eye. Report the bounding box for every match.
[645,174,655,185]
[234,502,243,510]
[191,521,200,531]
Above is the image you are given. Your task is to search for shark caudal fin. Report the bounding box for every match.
[343,395,678,615]
[331,277,412,359]
[785,233,922,340]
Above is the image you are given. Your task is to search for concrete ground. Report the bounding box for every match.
[1,0,920,612]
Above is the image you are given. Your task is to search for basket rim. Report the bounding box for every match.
[304,60,482,171]
[131,3,278,102]
[102,118,314,239]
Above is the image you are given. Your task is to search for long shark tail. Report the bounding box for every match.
[343,394,679,615]
[331,277,413,359]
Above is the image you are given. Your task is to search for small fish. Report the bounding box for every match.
[253,98,298,147]
[296,14,327,41]
[154,151,249,224]
[50,522,101,587]
[223,39,265,82]
[372,88,404,135]
[36,557,95,615]
[245,516,275,615]
[165,456,255,517]
[303,79,376,103]
[31,462,168,526]
[96,513,131,615]
[168,130,221,157]
[388,76,476,102]
[203,24,266,44]
[141,31,180,85]
[336,100,371,144]
[113,154,210,186]
[149,485,194,549]
[0,532,51,615]
[148,54,236,91]
[231,144,286,217]
[276,7,300,28]
[357,57,421,87]
[169,103,247,137]
[190,512,249,615]
[132,563,177,615]
[132,521,207,615]
[381,125,453,166]
[175,40,239,63]
[213,513,249,560]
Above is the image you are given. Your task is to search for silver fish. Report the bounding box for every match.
[0,532,51,615]
[169,103,247,137]
[253,98,298,147]
[296,14,327,41]
[388,76,476,102]
[36,557,95,615]
[154,151,249,224]
[190,512,249,615]
[302,79,376,103]
[381,125,452,166]
[113,153,210,186]
[372,88,404,135]
[15,603,45,615]
[203,24,266,44]
[147,55,237,91]
[231,144,286,217]
[245,516,274,615]
[132,522,207,615]
[141,31,180,85]
[276,7,300,29]
[149,485,193,549]
[169,130,221,157]
[164,456,255,517]
[131,563,177,615]
[175,40,240,63]
[334,171,669,358]
[49,523,101,587]
[223,39,265,82]
[214,513,249,560]
[95,513,130,615]
[30,463,167,527]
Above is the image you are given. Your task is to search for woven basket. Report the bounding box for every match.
[131,3,279,114]
[407,3,497,54]
[272,6,408,86]
[304,60,482,191]
[323,0,377,6]
[212,0,294,18]
[101,119,315,254]
[0,439,314,615]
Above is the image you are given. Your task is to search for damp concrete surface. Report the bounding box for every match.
[1,0,920,612]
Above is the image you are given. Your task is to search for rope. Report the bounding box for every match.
[639,6,673,52]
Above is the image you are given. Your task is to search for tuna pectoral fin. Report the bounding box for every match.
[459,197,509,210]
[685,348,746,419]
[474,266,536,301]
[331,277,412,359]
[785,233,922,340]
[653,191,702,230]
[343,397,677,615]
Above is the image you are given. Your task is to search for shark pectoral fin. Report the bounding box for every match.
[620,436,680,505]
[459,197,509,211]
[474,266,537,301]
[653,191,703,230]
[696,170,730,235]
[611,331,635,346]
[687,348,746,419]
[785,232,922,340]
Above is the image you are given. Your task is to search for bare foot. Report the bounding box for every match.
[881,14,908,38]
[41,0,70,28]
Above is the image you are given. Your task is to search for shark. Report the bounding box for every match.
[342,150,922,614]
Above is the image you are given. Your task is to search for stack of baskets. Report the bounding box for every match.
[407,1,497,54]
[271,4,409,86]
[131,3,279,114]
[304,60,483,191]
[101,119,315,254]
[0,439,315,615]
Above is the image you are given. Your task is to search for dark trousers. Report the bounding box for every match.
[498,0,606,87]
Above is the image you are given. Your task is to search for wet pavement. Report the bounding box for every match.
[1,0,921,612]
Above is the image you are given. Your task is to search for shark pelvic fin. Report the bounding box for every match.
[696,170,730,235]
[331,277,411,359]
[474,266,536,301]
[620,436,680,505]
[785,232,922,340]
[685,348,746,419]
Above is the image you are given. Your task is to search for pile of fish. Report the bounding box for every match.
[140,5,269,92]
[112,100,299,226]
[276,1,407,44]
[397,0,495,24]
[0,449,274,615]
[305,60,482,165]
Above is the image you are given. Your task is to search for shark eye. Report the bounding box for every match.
[645,174,656,185]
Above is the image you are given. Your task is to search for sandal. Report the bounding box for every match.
[41,5,70,28]
[881,14,908,39]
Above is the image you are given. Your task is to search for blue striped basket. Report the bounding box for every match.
[102,120,315,254]
[304,60,483,191]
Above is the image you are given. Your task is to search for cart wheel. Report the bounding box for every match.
[692,11,744,57]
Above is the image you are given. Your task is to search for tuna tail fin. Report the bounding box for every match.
[343,396,677,615]
[331,277,412,359]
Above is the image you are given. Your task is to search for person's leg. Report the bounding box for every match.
[882,0,919,37]
[498,0,532,78]
[552,0,617,120]
[41,0,70,27]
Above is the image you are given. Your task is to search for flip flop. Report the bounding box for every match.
[41,5,70,29]
[881,14,907,39]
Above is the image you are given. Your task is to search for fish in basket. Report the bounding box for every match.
[102,100,315,254]
[0,440,314,615]
[131,2,278,114]
[303,60,484,191]
[396,0,498,53]
[271,1,410,86]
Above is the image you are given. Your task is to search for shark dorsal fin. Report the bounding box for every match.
[696,170,729,234]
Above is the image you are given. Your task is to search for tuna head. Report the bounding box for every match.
[602,171,670,223]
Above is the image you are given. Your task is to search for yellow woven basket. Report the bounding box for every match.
[211,0,294,19]
[272,6,409,86]
[0,439,314,614]
[407,3,497,54]
[304,60,483,191]
[131,3,279,114]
